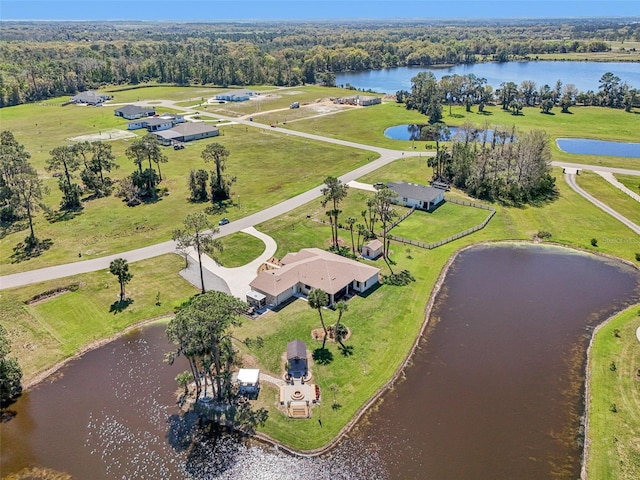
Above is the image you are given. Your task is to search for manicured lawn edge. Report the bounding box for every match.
[583,303,640,480]
[22,316,171,390]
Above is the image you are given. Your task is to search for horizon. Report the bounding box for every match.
[2,0,639,22]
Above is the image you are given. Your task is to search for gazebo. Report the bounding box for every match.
[286,340,308,379]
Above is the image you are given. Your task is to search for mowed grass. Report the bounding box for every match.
[390,202,492,243]
[214,232,266,267]
[0,254,198,381]
[287,101,640,169]
[230,156,640,450]
[585,306,640,480]
[615,173,640,195]
[576,171,640,227]
[1,101,373,274]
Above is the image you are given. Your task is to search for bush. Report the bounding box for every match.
[635,253,640,261]
[590,238,598,247]
[536,230,552,240]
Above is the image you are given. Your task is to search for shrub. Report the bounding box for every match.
[590,238,598,247]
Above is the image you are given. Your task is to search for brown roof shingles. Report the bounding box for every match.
[250,248,379,297]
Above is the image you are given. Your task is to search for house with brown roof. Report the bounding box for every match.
[248,248,380,307]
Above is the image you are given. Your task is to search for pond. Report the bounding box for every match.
[556,138,640,158]
[384,124,506,142]
[1,245,638,479]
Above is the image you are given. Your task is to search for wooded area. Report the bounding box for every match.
[1,18,638,107]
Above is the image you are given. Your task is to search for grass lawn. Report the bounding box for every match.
[0,254,198,382]
[214,232,266,267]
[576,171,640,227]
[615,174,640,196]
[231,159,640,450]
[286,101,640,169]
[390,202,492,243]
[585,306,640,480]
[1,109,373,274]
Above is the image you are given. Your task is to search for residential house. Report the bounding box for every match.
[70,91,111,105]
[248,248,380,307]
[386,181,446,211]
[153,123,219,145]
[215,89,255,102]
[114,105,156,120]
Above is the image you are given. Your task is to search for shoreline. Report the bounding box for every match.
[18,240,640,460]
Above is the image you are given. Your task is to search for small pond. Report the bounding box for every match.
[556,138,640,158]
[384,124,505,142]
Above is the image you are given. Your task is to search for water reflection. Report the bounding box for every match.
[2,245,638,480]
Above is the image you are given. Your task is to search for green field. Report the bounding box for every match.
[0,254,198,381]
[390,202,492,244]
[585,306,640,480]
[1,83,639,456]
[285,101,640,169]
[577,171,640,227]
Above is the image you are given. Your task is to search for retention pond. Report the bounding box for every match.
[1,244,638,479]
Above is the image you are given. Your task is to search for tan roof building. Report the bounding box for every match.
[249,248,380,307]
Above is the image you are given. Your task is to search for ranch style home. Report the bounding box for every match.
[70,90,111,105]
[387,181,446,211]
[248,248,380,308]
[215,89,255,102]
[114,105,156,120]
[126,114,185,131]
[153,122,219,145]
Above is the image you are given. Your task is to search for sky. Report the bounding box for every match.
[1,0,639,22]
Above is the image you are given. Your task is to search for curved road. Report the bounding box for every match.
[564,172,640,235]
[1,99,639,289]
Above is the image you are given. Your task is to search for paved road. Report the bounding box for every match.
[2,98,639,289]
[564,172,640,235]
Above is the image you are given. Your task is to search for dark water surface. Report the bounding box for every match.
[1,245,638,479]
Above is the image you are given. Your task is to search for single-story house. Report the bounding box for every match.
[361,239,384,259]
[215,89,255,102]
[139,115,184,132]
[114,105,156,120]
[249,247,380,307]
[70,91,111,105]
[153,122,219,145]
[237,368,260,395]
[386,181,446,211]
[334,95,381,106]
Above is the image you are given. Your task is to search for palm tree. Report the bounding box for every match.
[307,288,329,347]
[202,143,231,200]
[109,258,133,302]
[346,216,356,255]
[321,176,349,249]
[334,301,348,348]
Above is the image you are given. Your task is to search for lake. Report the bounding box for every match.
[1,245,638,479]
[335,61,640,94]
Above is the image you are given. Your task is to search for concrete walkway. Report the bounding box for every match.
[594,171,640,203]
[347,180,377,192]
[181,227,277,299]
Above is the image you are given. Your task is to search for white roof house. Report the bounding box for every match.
[237,368,260,394]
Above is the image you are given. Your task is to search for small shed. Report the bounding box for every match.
[362,239,384,259]
[237,368,260,394]
[286,340,308,378]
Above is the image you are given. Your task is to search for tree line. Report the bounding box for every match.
[1,19,638,106]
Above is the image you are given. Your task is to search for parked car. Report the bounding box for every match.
[218,218,230,226]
